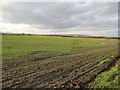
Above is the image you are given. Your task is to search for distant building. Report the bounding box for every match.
[75,34,78,37]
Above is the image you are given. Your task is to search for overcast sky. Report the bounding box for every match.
[0,2,118,37]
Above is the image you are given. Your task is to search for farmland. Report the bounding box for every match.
[2,34,119,88]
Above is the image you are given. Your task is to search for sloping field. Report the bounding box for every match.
[2,35,118,88]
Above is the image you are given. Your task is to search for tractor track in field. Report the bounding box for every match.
[3,47,114,79]
[2,45,118,88]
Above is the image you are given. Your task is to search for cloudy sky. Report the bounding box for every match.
[0,2,118,37]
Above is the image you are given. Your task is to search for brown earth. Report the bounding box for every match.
[2,46,118,88]
[33,35,119,42]
[75,37,119,42]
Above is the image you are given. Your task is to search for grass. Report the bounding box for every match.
[2,34,118,60]
[3,35,73,59]
[89,60,119,88]
[2,34,119,88]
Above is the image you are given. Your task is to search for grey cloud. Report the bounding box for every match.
[1,2,118,36]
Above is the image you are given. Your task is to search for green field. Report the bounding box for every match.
[3,35,118,60]
[2,34,119,88]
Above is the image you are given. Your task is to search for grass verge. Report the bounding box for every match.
[88,59,119,88]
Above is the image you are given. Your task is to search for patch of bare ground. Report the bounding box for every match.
[2,46,118,88]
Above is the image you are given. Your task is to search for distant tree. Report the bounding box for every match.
[28,33,30,35]
[22,33,25,35]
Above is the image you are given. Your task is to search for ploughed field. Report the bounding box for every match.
[2,35,118,88]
